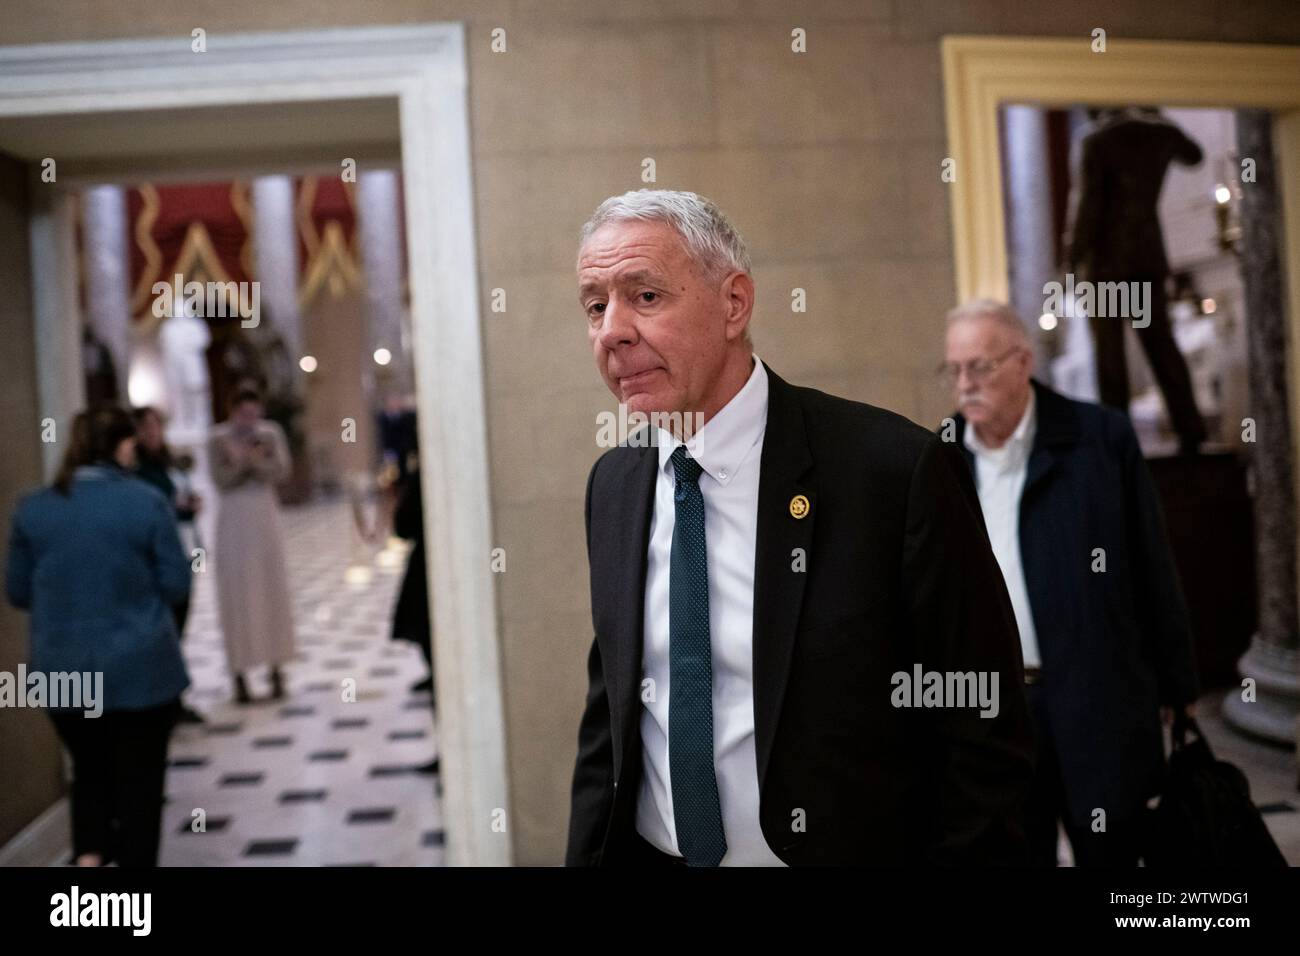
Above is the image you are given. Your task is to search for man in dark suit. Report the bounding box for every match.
[1067,106,1207,452]
[567,189,1034,866]
[942,299,1200,866]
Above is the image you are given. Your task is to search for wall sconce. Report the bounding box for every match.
[1214,178,1242,256]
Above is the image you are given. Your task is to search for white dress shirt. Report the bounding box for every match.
[963,389,1041,669]
[636,356,785,865]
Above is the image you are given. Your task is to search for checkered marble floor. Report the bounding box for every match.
[161,497,444,867]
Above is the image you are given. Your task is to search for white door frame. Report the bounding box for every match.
[0,24,510,866]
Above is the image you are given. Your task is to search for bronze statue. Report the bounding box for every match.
[1067,106,1208,453]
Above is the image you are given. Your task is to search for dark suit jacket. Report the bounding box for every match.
[951,381,1199,825]
[1068,112,1203,280]
[566,363,1035,866]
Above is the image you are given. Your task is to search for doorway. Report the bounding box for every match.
[0,24,508,865]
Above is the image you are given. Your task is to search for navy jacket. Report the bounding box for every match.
[951,381,1199,824]
[6,464,192,711]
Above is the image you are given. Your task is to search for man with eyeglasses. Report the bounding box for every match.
[940,299,1199,867]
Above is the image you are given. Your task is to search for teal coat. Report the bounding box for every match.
[6,464,192,711]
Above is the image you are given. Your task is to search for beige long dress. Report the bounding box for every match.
[208,419,296,673]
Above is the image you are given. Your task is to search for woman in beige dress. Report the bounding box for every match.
[208,386,296,703]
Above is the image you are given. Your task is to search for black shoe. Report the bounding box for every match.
[410,676,433,693]
[177,705,205,724]
[234,675,253,705]
[269,667,286,701]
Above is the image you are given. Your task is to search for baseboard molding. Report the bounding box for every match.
[0,798,68,867]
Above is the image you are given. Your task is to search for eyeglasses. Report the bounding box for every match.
[935,347,1024,386]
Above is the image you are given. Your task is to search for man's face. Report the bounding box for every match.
[577,220,735,417]
[943,316,1032,428]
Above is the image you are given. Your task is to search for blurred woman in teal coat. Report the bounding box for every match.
[6,405,192,867]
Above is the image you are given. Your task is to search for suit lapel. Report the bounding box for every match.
[605,368,818,788]
[608,442,659,779]
[1023,442,1059,497]
[752,366,816,788]
[1023,381,1079,497]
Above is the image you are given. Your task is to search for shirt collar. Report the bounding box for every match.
[964,387,1037,461]
[656,356,768,487]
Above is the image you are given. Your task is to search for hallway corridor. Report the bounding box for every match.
[157,498,444,866]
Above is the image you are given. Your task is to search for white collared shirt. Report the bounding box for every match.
[636,356,785,865]
[964,389,1041,669]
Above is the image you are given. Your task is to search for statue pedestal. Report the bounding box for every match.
[1222,637,1300,745]
[1146,451,1255,688]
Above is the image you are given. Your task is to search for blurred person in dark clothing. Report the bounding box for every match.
[390,464,437,775]
[132,405,205,724]
[941,300,1199,866]
[82,326,120,406]
[377,394,419,485]
[6,405,192,867]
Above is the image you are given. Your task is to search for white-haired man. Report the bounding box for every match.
[941,299,1199,866]
[566,189,1034,866]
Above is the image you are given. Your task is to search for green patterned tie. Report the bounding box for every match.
[668,446,727,866]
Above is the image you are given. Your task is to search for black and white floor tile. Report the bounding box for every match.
[161,499,445,867]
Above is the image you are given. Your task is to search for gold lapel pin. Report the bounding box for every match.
[789,494,810,519]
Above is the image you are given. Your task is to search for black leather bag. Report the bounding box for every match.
[1144,714,1287,866]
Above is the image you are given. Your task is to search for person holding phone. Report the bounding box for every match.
[208,387,296,704]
